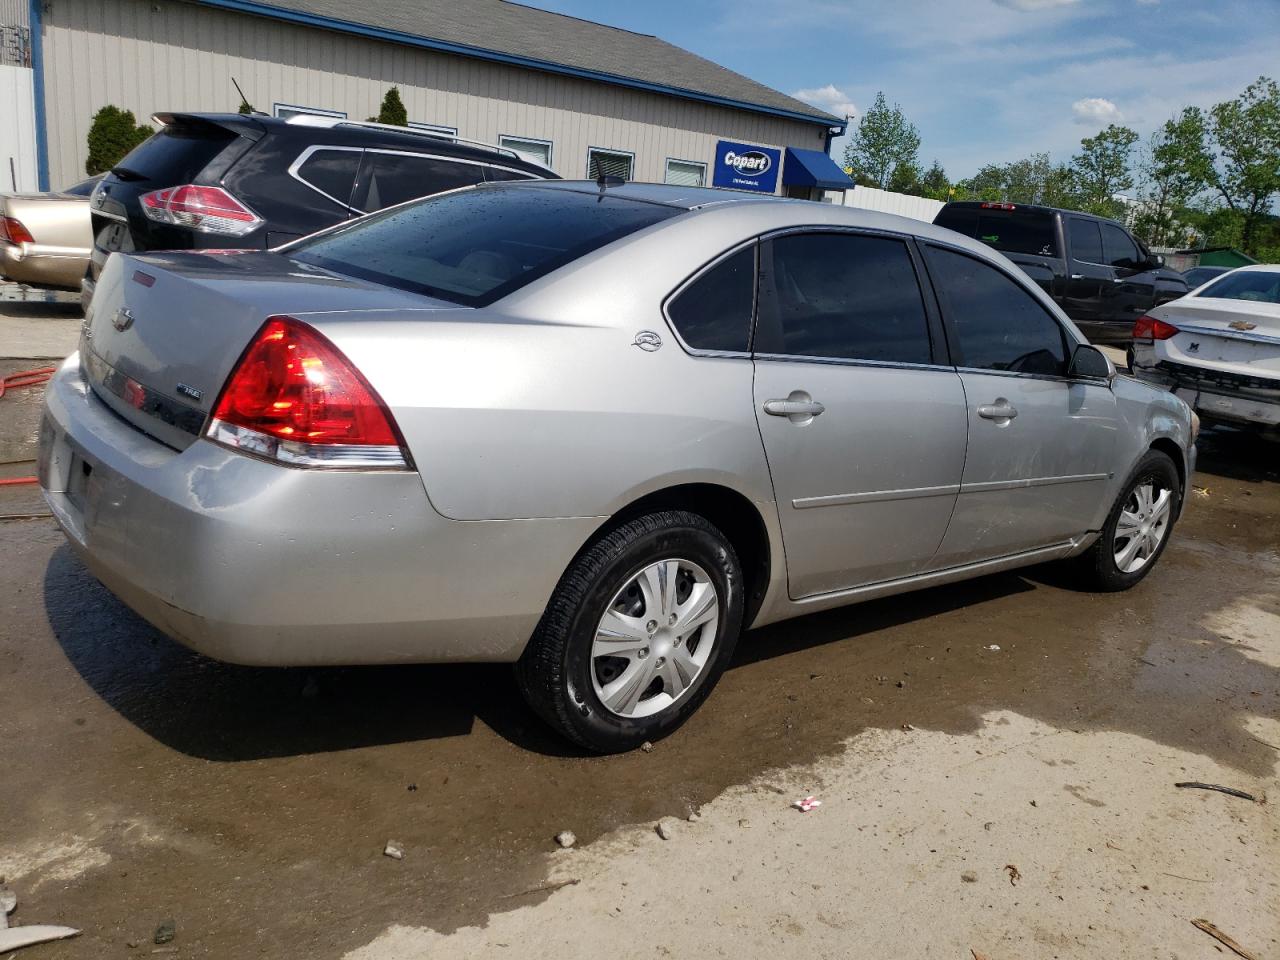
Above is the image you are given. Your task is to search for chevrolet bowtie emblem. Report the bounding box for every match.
[1229,320,1257,331]
[112,307,135,332]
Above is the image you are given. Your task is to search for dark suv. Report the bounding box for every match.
[86,112,557,306]
[933,201,1187,345]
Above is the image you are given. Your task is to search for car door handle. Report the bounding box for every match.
[763,397,825,419]
[977,400,1018,421]
[1110,277,1125,283]
[1069,273,1085,280]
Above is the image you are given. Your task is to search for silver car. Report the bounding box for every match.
[38,181,1197,752]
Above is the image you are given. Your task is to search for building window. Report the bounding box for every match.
[586,147,634,181]
[500,136,553,169]
[274,103,347,120]
[409,121,458,139]
[665,158,706,187]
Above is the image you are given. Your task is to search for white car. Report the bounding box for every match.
[1131,264,1280,431]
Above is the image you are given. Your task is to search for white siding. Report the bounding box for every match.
[40,0,829,189]
[0,0,28,27]
[0,63,37,191]
[842,185,945,223]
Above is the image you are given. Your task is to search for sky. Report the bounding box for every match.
[522,0,1279,180]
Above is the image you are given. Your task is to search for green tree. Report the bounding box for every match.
[237,98,255,115]
[1069,123,1139,218]
[918,160,951,200]
[842,92,921,189]
[85,105,153,176]
[1203,77,1280,254]
[368,86,409,126]
[888,159,921,195]
[956,153,1076,207]
[1131,113,1208,247]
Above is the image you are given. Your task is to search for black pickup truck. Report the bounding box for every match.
[933,201,1188,345]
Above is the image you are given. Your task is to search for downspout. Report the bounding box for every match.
[28,0,50,190]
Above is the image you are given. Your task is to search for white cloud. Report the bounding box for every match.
[1072,97,1123,125]
[992,0,1079,9]
[791,84,858,120]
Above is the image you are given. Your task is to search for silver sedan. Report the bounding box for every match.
[39,180,1197,751]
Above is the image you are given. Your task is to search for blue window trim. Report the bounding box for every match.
[191,0,846,134]
[29,0,49,190]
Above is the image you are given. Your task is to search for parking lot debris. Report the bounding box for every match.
[555,831,576,849]
[900,723,914,731]
[971,951,991,960]
[383,841,404,860]
[153,919,175,944]
[1193,485,1211,498]
[1004,864,1021,886]
[1191,918,1259,960]
[499,878,580,901]
[792,796,822,813]
[640,741,654,753]
[986,645,1001,651]
[655,819,677,841]
[1175,782,1260,803]
[0,889,80,953]
[960,870,978,883]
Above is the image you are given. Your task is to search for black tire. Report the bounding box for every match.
[517,510,744,753]
[1073,449,1181,592]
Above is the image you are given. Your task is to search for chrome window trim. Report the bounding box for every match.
[660,238,758,360]
[288,144,549,213]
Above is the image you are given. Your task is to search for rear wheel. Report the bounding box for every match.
[517,510,744,753]
[1074,449,1180,591]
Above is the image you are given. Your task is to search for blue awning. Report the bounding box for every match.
[783,148,853,190]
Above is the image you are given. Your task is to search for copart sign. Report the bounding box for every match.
[712,141,781,193]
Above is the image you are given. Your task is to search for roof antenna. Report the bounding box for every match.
[596,173,624,193]
[231,77,262,115]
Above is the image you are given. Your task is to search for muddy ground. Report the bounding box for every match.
[0,303,1277,958]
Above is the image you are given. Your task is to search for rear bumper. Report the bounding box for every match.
[1131,351,1280,429]
[38,356,598,666]
[0,241,87,289]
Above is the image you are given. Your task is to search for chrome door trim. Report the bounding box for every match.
[793,482,960,510]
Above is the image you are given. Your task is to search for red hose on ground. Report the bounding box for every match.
[1,367,56,486]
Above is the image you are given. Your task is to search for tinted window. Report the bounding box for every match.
[357,153,487,212]
[483,166,540,183]
[1197,270,1280,305]
[289,186,681,307]
[1101,223,1140,268]
[667,247,754,353]
[936,207,1058,257]
[755,233,932,364]
[296,149,360,208]
[114,124,235,182]
[925,245,1066,376]
[1184,266,1228,288]
[1068,218,1103,263]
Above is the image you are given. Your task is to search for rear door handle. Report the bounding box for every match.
[1069,273,1084,280]
[977,399,1018,421]
[763,395,825,422]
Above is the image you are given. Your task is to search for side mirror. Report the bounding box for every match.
[1068,343,1112,380]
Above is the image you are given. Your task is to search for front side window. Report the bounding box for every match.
[587,148,634,181]
[755,233,933,365]
[666,247,754,353]
[289,185,681,307]
[924,245,1066,376]
[295,148,361,209]
[1101,222,1140,268]
[354,153,486,212]
[1068,218,1103,263]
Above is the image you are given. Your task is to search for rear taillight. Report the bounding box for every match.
[1133,315,1179,341]
[139,184,262,237]
[980,202,1017,210]
[206,316,410,469]
[0,216,35,244]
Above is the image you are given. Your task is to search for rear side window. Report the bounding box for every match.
[355,152,488,212]
[1068,218,1103,263]
[114,124,236,182]
[666,247,755,353]
[295,148,360,208]
[289,186,681,307]
[1101,223,1140,268]
[924,245,1066,376]
[755,233,932,365]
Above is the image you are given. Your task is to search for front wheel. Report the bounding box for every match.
[1073,449,1181,591]
[517,510,744,753]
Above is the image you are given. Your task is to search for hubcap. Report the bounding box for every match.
[591,558,719,719]
[1113,480,1172,574]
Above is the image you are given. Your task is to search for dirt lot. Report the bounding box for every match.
[0,303,1277,959]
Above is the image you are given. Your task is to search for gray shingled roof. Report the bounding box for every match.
[234,0,841,125]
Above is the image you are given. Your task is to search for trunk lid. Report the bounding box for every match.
[1155,296,1280,379]
[82,250,457,450]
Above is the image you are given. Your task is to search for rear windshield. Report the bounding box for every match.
[1196,271,1280,305]
[935,207,1058,257]
[288,185,682,306]
[113,124,236,183]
